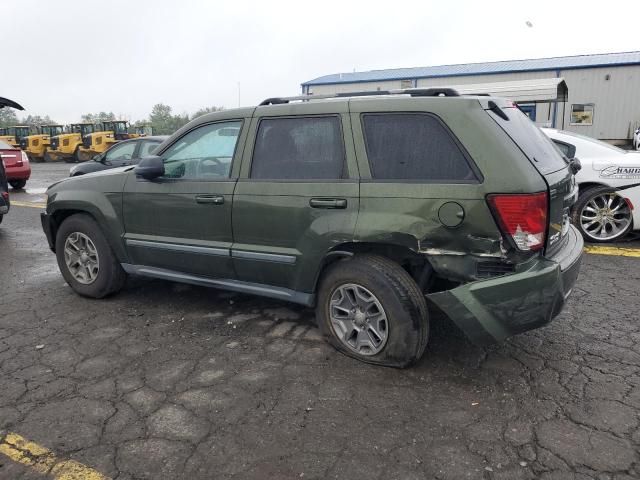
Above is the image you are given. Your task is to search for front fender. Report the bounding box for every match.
[46,172,128,262]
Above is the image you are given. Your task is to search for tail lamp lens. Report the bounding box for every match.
[487,192,548,251]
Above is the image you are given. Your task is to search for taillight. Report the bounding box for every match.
[487,192,548,251]
[1,192,8,200]
[20,151,28,165]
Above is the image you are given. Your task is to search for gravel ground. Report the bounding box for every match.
[1,163,639,480]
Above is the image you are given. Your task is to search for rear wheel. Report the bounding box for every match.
[316,254,429,368]
[9,179,26,190]
[572,185,633,242]
[55,214,127,298]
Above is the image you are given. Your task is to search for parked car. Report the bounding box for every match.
[633,127,640,151]
[69,136,168,176]
[41,90,582,367]
[0,139,31,189]
[0,153,8,224]
[543,128,640,242]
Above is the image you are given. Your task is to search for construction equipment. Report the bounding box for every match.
[21,125,64,162]
[133,124,153,136]
[81,120,139,160]
[46,123,96,163]
[0,126,32,149]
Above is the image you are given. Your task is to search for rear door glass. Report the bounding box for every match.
[490,107,568,174]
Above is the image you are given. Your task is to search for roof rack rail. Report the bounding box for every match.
[258,87,460,106]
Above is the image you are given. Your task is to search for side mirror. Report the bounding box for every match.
[134,155,164,180]
[569,157,582,175]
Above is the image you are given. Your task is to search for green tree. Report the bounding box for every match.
[149,103,189,135]
[80,111,116,123]
[21,114,57,127]
[0,108,19,128]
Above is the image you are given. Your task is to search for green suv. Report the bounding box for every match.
[41,89,583,367]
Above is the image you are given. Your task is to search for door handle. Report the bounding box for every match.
[309,198,347,209]
[196,195,225,205]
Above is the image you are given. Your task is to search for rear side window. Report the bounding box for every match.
[362,113,478,182]
[251,116,344,180]
[490,107,568,174]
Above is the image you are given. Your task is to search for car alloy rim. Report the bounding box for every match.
[580,192,632,241]
[64,232,100,284]
[329,283,388,356]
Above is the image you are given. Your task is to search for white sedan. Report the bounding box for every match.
[543,128,640,242]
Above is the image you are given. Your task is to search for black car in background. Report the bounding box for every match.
[69,136,168,176]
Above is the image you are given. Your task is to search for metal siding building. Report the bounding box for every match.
[301,52,640,141]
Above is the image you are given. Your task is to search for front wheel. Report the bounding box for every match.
[55,214,127,298]
[316,254,429,368]
[572,185,633,242]
[9,179,26,190]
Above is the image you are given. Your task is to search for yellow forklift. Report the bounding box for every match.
[0,126,32,149]
[21,125,64,162]
[81,120,139,159]
[46,123,97,163]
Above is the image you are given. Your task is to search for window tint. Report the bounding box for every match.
[161,121,242,180]
[362,113,477,182]
[105,142,136,161]
[251,116,344,180]
[138,140,160,158]
[490,107,568,174]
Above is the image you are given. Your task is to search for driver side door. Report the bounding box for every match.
[122,119,247,279]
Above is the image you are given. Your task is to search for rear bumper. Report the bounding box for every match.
[428,225,583,345]
[41,212,55,251]
[6,165,31,180]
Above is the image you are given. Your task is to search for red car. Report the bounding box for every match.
[0,139,30,189]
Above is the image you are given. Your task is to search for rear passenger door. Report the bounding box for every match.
[349,102,488,254]
[232,103,359,294]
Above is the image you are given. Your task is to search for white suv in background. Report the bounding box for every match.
[543,128,639,242]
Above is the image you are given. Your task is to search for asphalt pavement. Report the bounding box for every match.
[1,163,640,480]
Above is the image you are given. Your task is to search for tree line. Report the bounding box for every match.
[0,104,224,135]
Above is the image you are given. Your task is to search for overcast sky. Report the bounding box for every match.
[3,0,636,123]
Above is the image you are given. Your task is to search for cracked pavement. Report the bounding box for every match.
[1,164,639,479]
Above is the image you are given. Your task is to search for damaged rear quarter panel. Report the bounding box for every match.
[349,96,548,282]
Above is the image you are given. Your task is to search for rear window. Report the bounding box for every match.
[491,107,568,174]
[362,113,478,182]
[0,140,14,149]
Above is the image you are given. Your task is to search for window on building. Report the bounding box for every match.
[400,79,414,89]
[251,116,345,180]
[570,104,594,126]
[362,113,478,182]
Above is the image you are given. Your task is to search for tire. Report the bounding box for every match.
[0,215,3,225]
[55,213,127,298]
[9,179,26,190]
[571,185,633,243]
[316,254,429,368]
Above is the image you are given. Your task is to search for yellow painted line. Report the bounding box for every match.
[584,245,640,258]
[0,432,109,480]
[10,200,46,209]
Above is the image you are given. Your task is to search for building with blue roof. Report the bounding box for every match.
[301,51,640,141]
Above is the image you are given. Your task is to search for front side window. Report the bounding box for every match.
[161,120,242,180]
[362,113,478,182]
[138,140,161,158]
[251,116,344,180]
[104,142,136,162]
[570,104,594,125]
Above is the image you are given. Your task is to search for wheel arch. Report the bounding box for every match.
[310,241,433,294]
[49,203,128,262]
